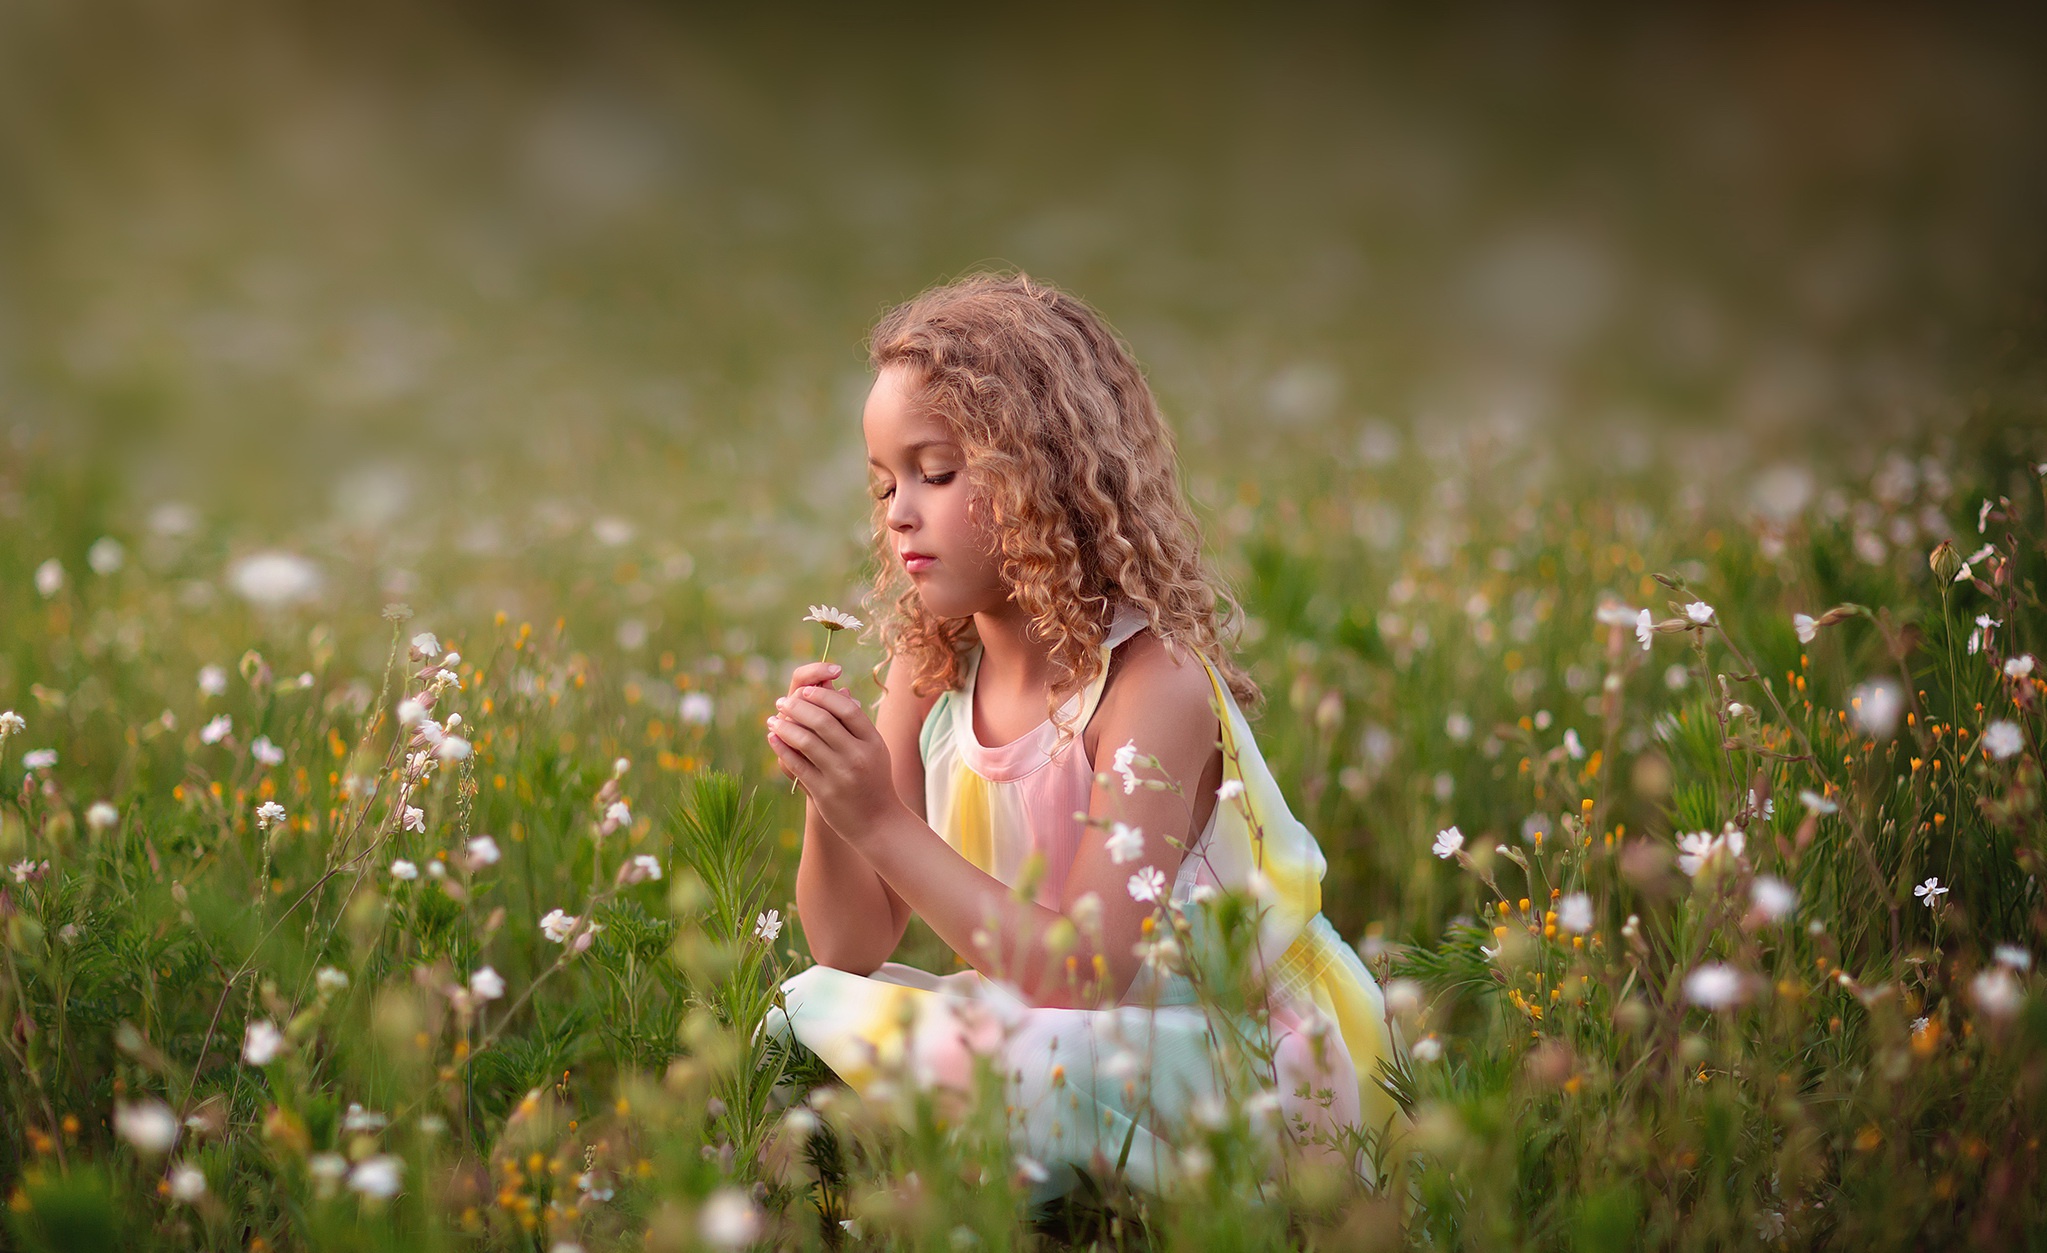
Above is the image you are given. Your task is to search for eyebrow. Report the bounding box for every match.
[867,439,961,468]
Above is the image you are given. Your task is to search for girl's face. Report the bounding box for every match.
[864,364,1007,620]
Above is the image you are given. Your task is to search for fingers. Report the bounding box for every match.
[785,684,879,742]
[786,662,844,695]
[766,727,814,782]
[773,696,854,754]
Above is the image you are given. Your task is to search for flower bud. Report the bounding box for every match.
[1928,540,1962,583]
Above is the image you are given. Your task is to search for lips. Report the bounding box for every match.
[900,550,936,573]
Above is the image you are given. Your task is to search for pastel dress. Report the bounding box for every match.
[770,605,1405,1197]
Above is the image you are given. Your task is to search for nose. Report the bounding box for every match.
[886,488,917,533]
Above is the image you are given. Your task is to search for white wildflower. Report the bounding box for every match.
[1445,711,1473,742]
[1554,892,1592,934]
[1972,968,2023,1020]
[604,800,631,828]
[1848,678,1903,738]
[199,715,232,745]
[254,801,287,831]
[1594,601,1637,627]
[698,1186,763,1248]
[1563,728,1585,760]
[1127,865,1167,903]
[0,710,25,738]
[803,605,862,632]
[1104,822,1144,865]
[1799,789,1839,815]
[1410,1034,1443,1063]
[251,736,284,766]
[410,632,441,660]
[1993,944,2031,971]
[1217,778,1245,803]
[86,801,119,831]
[342,1103,387,1133]
[1683,963,1747,1010]
[397,699,425,726]
[620,853,663,885]
[315,967,350,994]
[402,805,425,832]
[1635,609,1653,651]
[35,558,65,599]
[1431,826,1464,859]
[1793,613,1817,644]
[465,835,501,867]
[1111,739,1140,795]
[1982,720,2023,761]
[541,909,578,943]
[21,748,56,771]
[242,1020,284,1066]
[168,1161,207,1203]
[389,859,419,882]
[1752,876,1797,921]
[2005,654,2035,678]
[469,966,506,1000]
[434,735,472,762]
[227,551,321,608]
[1914,877,1948,907]
[755,909,783,942]
[679,692,714,725]
[1684,601,1715,625]
[114,1101,178,1154]
[347,1155,403,1199]
[198,665,227,697]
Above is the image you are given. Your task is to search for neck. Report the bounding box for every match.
[971,599,1058,695]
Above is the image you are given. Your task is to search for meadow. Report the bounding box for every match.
[3,5,2047,1250]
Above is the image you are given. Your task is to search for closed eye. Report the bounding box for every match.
[874,471,955,501]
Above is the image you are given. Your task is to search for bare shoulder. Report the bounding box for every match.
[1087,632,1220,759]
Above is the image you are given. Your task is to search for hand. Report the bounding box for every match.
[767,684,903,843]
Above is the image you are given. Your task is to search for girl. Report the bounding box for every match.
[765,273,1402,1198]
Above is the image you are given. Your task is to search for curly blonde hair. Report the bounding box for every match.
[866,272,1259,727]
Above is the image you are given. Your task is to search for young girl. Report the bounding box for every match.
[765,273,1402,1198]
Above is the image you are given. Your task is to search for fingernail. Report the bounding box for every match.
[828,665,841,675]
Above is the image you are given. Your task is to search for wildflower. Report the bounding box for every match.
[22,748,56,771]
[755,909,783,942]
[698,1186,763,1248]
[1111,739,1140,794]
[197,666,227,697]
[1971,968,2023,1019]
[1557,893,1593,934]
[35,558,65,598]
[604,800,632,828]
[308,1153,349,1191]
[465,835,501,867]
[1635,609,1653,651]
[1445,711,1473,742]
[347,1155,403,1199]
[434,735,472,762]
[1970,613,2001,655]
[469,967,506,1000]
[541,909,579,943]
[1683,963,1748,1010]
[227,551,321,608]
[1979,498,1995,533]
[1431,826,1464,859]
[1127,865,1167,903]
[86,801,119,831]
[680,692,714,725]
[803,605,862,632]
[1793,613,1817,644]
[0,710,23,737]
[1799,789,1838,815]
[114,1101,179,1154]
[243,1020,284,1066]
[200,715,232,745]
[2006,655,2036,678]
[1217,779,1245,803]
[315,967,350,994]
[1677,829,1744,878]
[1982,721,2023,761]
[1134,931,1182,971]
[389,859,419,882]
[1105,822,1144,865]
[1594,601,1637,627]
[10,859,48,883]
[168,1161,207,1203]
[1684,602,1715,625]
[1069,893,1103,932]
[397,699,426,726]
[426,860,446,878]
[1563,728,1585,760]
[251,736,284,766]
[1015,1155,1051,1185]
[1914,877,1948,906]
[1410,1034,1443,1062]
[410,632,441,660]
[618,853,663,885]
[342,1103,387,1133]
[1848,678,1903,738]
[401,805,425,833]
[1993,944,2031,971]
[254,801,287,831]
[577,1169,617,1202]
[1752,876,1797,921]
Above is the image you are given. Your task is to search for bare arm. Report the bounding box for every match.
[771,636,1222,1005]
[789,659,923,973]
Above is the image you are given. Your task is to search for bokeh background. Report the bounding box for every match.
[3,1,2045,939]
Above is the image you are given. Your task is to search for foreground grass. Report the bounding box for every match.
[1,439,2043,1251]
